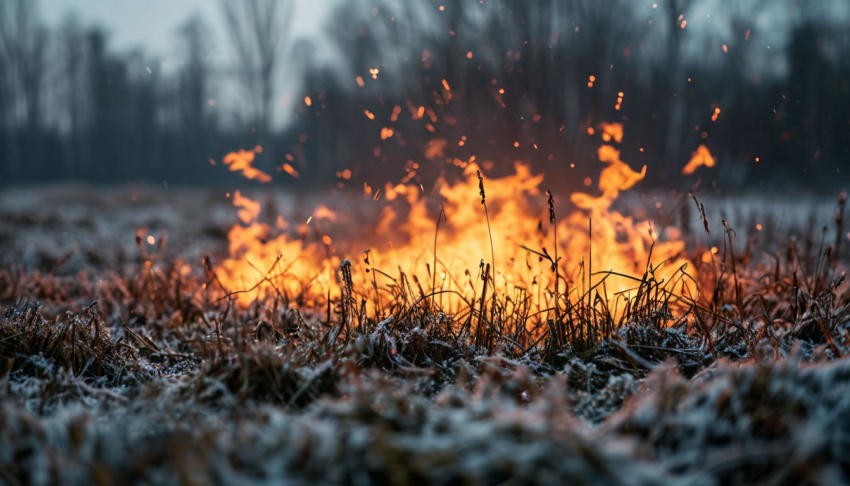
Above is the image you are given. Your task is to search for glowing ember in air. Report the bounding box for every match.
[711,107,721,121]
[681,144,716,174]
[280,163,300,179]
[222,149,272,183]
[598,122,623,143]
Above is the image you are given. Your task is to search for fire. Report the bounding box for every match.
[215,126,693,321]
[598,123,624,144]
[279,163,300,179]
[313,205,338,222]
[223,149,272,183]
[681,144,715,175]
[567,143,690,308]
[232,190,261,224]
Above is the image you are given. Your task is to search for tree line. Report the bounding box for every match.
[1,0,848,191]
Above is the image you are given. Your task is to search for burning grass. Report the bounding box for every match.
[2,147,850,483]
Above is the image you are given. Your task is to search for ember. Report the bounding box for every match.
[2,1,850,484]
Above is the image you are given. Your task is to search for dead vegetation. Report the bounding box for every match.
[1,301,153,387]
[1,189,850,485]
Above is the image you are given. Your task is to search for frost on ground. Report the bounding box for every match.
[2,186,850,485]
[3,340,850,485]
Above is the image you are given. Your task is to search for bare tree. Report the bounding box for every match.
[0,0,48,174]
[660,0,693,171]
[177,15,213,136]
[220,0,292,141]
[58,13,87,174]
[174,14,215,172]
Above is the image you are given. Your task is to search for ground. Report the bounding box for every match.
[2,184,850,486]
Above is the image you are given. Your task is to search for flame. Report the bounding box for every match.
[280,163,300,179]
[232,190,261,224]
[598,123,623,144]
[313,205,338,222]
[567,144,689,305]
[216,127,692,318]
[681,145,715,175]
[223,149,272,183]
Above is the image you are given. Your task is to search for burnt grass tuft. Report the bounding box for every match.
[2,193,850,485]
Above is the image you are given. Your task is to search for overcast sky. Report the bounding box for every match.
[39,0,334,129]
[36,0,849,130]
[40,0,332,62]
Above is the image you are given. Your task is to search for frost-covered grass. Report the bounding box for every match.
[2,186,850,485]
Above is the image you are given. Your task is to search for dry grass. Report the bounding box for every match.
[1,188,850,484]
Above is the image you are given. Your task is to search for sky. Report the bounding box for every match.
[40,0,334,129]
[36,0,850,130]
[40,0,332,58]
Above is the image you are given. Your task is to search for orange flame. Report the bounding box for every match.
[280,163,300,179]
[232,190,261,224]
[598,123,623,144]
[216,127,692,316]
[681,144,715,175]
[223,149,272,183]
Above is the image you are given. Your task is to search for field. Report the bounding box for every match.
[2,183,850,486]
